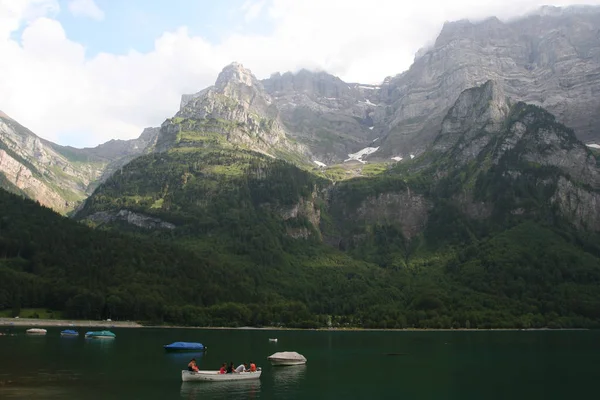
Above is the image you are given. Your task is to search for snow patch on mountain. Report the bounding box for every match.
[345,146,380,164]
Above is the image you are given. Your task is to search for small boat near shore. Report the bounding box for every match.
[60,329,79,337]
[267,351,307,366]
[181,370,262,382]
[85,330,115,339]
[269,338,278,342]
[164,342,207,352]
[26,328,47,335]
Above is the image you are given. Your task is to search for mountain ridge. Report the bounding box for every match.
[0,113,159,213]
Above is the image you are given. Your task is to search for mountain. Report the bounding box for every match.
[0,111,159,213]
[374,5,600,159]
[172,6,600,165]
[6,5,600,203]
[164,62,308,164]
[72,80,600,328]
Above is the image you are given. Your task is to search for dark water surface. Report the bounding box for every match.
[0,327,599,399]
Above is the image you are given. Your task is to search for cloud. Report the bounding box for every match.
[0,0,59,38]
[1,0,600,147]
[68,0,104,21]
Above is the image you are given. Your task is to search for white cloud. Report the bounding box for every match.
[68,0,104,21]
[0,0,59,38]
[1,0,600,147]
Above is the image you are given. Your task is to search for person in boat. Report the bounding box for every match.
[249,361,257,372]
[218,363,227,374]
[187,359,199,372]
[235,362,248,373]
[226,361,236,374]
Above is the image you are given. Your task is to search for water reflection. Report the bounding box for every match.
[84,337,114,351]
[165,352,205,362]
[180,380,261,399]
[271,365,307,387]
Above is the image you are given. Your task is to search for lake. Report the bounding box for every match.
[0,327,598,399]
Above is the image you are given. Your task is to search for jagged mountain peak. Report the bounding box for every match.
[157,64,309,160]
[215,61,259,90]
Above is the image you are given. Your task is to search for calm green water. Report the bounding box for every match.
[0,327,598,399]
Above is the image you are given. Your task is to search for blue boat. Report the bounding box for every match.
[60,329,79,337]
[85,330,116,339]
[164,342,207,352]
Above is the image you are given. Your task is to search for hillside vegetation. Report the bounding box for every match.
[3,80,600,329]
[3,144,600,328]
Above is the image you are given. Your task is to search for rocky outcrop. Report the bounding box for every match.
[163,63,307,160]
[85,209,176,230]
[353,192,430,239]
[0,149,65,209]
[433,80,511,162]
[551,177,600,231]
[328,187,431,241]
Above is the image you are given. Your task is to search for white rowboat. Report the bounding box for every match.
[267,351,307,366]
[269,338,278,342]
[181,370,262,382]
[26,328,47,335]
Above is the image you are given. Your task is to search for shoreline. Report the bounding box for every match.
[0,318,590,331]
[0,318,142,328]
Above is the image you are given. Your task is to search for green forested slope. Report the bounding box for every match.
[0,187,409,327]
[3,141,600,328]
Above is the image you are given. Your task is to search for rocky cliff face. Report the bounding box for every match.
[429,80,600,231]
[262,70,381,164]
[0,112,159,213]
[376,5,600,159]
[161,63,307,161]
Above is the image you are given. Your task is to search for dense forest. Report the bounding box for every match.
[2,144,600,328]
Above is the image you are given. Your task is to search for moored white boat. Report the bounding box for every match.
[267,351,307,366]
[269,338,278,342]
[26,328,47,335]
[181,370,262,382]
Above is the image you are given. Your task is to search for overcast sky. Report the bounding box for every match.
[2,0,600,147]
